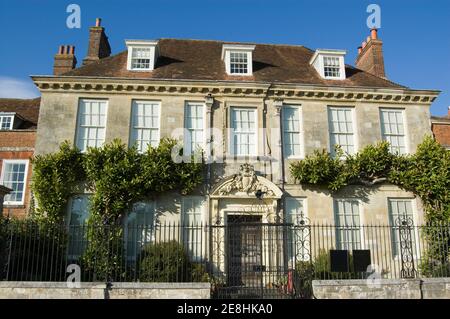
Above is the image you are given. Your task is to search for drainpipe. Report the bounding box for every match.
[262,83,274,180]
[205,93,214,195]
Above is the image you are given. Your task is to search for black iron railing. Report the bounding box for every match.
[0,220,449,298]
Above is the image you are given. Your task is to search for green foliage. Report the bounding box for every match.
[138,241,191,282]
[0,218,67,281]
[31,142,85,223]
[290,149,344,190]
[79,222,125,281]
[290,137,450,223]
[30,138,204,277]
[137,241,209,282]
[291,136,450,276]
[32,138,204,225]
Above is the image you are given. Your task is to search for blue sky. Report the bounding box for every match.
[0,0,448,115]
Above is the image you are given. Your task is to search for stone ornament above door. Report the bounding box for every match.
[210,164,283,199]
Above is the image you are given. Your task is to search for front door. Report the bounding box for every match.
[227,215,263,287]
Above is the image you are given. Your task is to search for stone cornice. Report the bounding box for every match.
[31,75,440,105]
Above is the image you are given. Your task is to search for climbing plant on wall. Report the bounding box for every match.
[290,136,450,222]
[290,136,450,276]
[31,138,204,280]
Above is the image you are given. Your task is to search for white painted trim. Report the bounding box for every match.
[379,107,409,155]
[75,99,109,153]
[222,45,255,76]
[228,106,258,157]
[332,198,365,250]
[281,104,305,159]
[310,50,346,80]
[129,100,162,152]
[327,106,357,156]
[181,196,207,225]
[125,40,159,71]
[66,194,91,226]
[0,114,15,130]
[183,101,207,156]
[1,159,29,205]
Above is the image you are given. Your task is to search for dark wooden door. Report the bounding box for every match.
[227,215,262,287]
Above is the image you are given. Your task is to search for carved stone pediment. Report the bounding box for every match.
[211,164,282,199]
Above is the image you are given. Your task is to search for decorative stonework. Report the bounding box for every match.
[211,164,282,198]
[31,76,439,105]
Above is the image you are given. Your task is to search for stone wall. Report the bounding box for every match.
[312,278,450,299]
[0,282,211,299]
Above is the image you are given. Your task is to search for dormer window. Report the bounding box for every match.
[222,44,255,76]
[323,56,341,78]
[310,49,346,80]
[126,40,159,71]
[0,113,14,130]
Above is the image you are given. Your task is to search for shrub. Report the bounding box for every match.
[1,219,67,281]
[138,241,191,282]
[137,241,209,282]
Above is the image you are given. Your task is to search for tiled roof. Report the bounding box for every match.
[63,38,405,89]
[0,97,41,129]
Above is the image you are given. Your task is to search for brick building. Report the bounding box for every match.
[431,107,450,150]
[0,97,40,217]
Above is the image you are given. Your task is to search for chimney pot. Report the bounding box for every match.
[83,18,111,65]
[371,28,378,40]
[53,45,77,75]
[356,29,386,78]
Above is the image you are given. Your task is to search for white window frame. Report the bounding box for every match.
[309,50,347,80]
[129,100,161,153]
[379,108,408,155]
[222,44,255,76]
[387,198,420,260]
[66,195,91,260]
[282,105,304,159]
[328,106,357,157]
[229,107,258,156]
[184,101,206,156]
[322,56,343,79]
[125,40,159,71]
[75,99,108,152]
[124,200,156,261]
[181,196,206,261]
[1,159,29,205]
[285,197,309,263]
[66,194,91,226]
[0,113,14,130]
[333,198,364,251]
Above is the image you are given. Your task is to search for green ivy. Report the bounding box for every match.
[31,142,85,224]
[291,136,450,276]
[290,136,450,222]
[30,138,204,280]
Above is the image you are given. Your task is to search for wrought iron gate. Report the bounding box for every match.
[212,217,305,299]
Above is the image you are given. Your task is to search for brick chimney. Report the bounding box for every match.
[53,45,77,75]
[355,28,386,79]
[82,18,111,66]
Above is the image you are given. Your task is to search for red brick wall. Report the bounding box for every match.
[0,130,36,218]
[0,130,36,148]
[432,123,450,148]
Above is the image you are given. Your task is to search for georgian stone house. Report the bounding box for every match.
[32,19,439,269]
